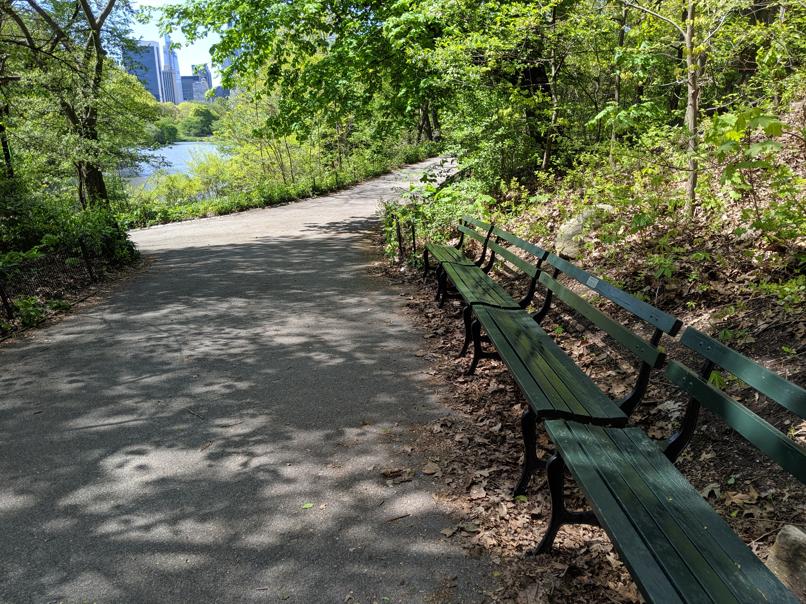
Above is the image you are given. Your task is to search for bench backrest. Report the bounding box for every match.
[475,222,549,308]
[455,216,495,264]
[486,225,549,277]
[536,253,683,413]
[665,327,806,482]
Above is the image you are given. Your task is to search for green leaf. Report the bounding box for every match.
[302,502,314,509]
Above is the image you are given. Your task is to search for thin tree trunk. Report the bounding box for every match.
[542,7,558,171]
[284,139,295,184]
[0,103,13,178]
[610,8,627,169]
[429,105,441,142]
[421,103,434,141]
[684,0,699,216]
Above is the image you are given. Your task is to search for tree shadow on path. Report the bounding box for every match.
[0,212,491,602]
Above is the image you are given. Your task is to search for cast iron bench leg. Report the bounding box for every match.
[513,407,546,497]
[436,271,447,304]
[467,319,499,375]
[459,305,473,357]
[532,454,599,555]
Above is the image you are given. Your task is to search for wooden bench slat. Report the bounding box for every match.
[545,253,682,336]
[570,423,736,602]
[666,361,806,482]
[477,307,627,424]
[492,310,618,420]
[461,215,492,231]
[491,226,548,259]
[458,224,488,244]
[443,262,521,309]
[486,310,594,419]
[680,328,806,418]
[475,308,577,418]
[544,421,686,603]
[547,421,800,603]
[539,273,664,367]
[487,239,538,277]
[616,427,799,602]
[601,427,772,603]
[425,242,475,265]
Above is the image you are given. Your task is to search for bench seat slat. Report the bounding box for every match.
[568,423,732,602]
[442,262,521,309]
[680,329,806,418]
[475,307,627,424]
[666,361,806,482]
[475,308,576,418]
[490,309,613,418]
[425,242,475,266]
[543,422,685,603]
[483,309,593,419]
[616,427,798,601]
[539,273,664,368]
[545,420,799,604]
[545,253,682,336]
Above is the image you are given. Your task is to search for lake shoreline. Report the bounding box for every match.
[123,141,223,187]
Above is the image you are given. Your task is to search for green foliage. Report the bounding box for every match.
[12,296,45,328]
[151,118,180,145]
[755,275,806,310]
[179,104,217,138]
[118,138,434,228]
[381,178,492,260]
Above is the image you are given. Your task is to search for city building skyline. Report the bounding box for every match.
[123,41,163,102]
[161,35,183,104]
[123,38,219,104]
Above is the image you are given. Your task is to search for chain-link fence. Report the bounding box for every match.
[0,246,99,323]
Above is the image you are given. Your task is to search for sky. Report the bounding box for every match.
[130,0,222,85]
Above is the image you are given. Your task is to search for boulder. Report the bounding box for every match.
[766,524,806,600]
[554,204,613,259]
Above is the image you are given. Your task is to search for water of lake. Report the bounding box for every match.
[123,141,222,187]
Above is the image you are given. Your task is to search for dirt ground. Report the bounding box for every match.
[372,245,805,603]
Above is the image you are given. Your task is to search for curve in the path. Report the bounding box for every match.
[0,159,491,603]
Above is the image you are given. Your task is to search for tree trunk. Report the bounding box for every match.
[284,139,295,184]
[684,0,699,216]
[79,160,109,206]
[610,8,627,169]
[0,105,13,178]
[421,103,434,142]
[430,105,442,142]
[541,6,558,171]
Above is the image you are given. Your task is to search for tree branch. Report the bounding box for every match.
[622,1,685,36]
[24,0,73,51]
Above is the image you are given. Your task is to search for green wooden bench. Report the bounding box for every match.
[467,253,681,495]
[423,219,551,355]
[441,226,550,356]
[422,216,494,283]
[539,327,804,603]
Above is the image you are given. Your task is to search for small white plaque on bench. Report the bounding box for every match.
[587,276,599,289]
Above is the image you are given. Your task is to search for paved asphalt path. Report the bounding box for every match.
[0,159,492,603]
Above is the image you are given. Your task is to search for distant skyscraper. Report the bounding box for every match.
[181,76,196,102]
[123,41,163,101]
[175,64,213,101]
[192,64,213,89]
[161,35,183,104]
